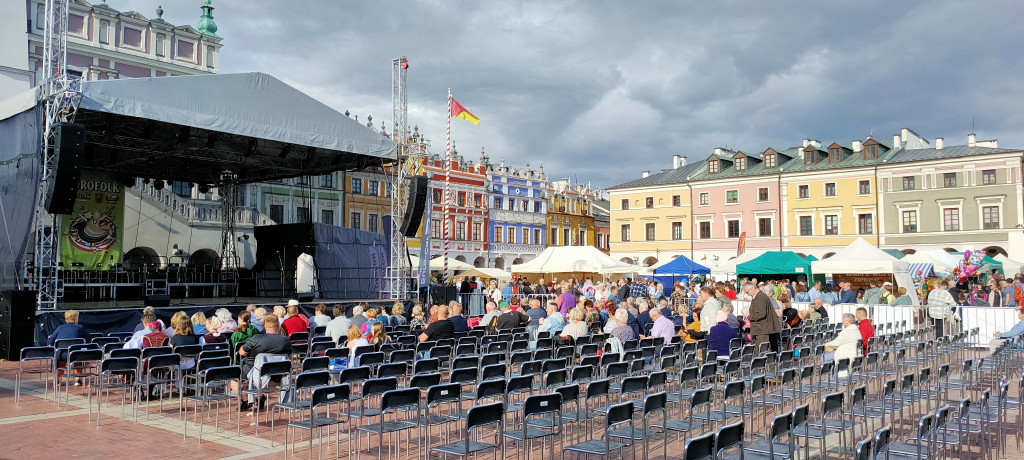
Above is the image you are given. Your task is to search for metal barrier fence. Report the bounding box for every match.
[732,300,1018,349]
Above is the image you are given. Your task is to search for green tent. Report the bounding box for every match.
[881,249,905,259]
[982,256,1004,276]
[804,255,819,262]
[736,251,813,277]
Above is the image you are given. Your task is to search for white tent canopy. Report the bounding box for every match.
[459,266,514,282]
[994,254,1024,275]
[717,251,763,275]
[920,249,962,271]
[409,255,475,272]
[901,252,956,272]
[812,238,919,305]
[511,246,636,275]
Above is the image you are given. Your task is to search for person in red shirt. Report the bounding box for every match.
[281,305,309,336]
[855,307,874,355]
[723,283,737,301]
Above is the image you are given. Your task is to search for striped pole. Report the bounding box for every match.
[443,89,452,282]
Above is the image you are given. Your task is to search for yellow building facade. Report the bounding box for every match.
[782,166,879,255]
[608,183,693,266]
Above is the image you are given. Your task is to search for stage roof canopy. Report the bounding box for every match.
[71,72,397,184]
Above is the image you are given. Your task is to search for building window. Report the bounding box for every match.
[431,219,440,239]
[708,160,720,174]
[368,213,379,233]
[620,199,629,210]
[155,34,165,56]
[534,229,541,245]
[454,221,466,240]
[99,19,109,44]
[943,208,960,231]
[672,195,681,207]
[509,198,517,211]
[699,192,710,206]
[982,169,996,185]
[727,220,740,238]
[269,204,284,224]
[578,230,586,245]
[828,147,842,162]
[858,180,871,195]
[457,192,465,206]
[804,151,817,165]
[671,222,682,240]
[901,210,918,233]
[296,176,309,186]
[757,187,769,202]
[522,228,530,245]
[349,211,361,230]
[473,223,482,241]
[563,229,570,246]
[858,214,873,234]
[321,209,334,225]
[296,207,311,223]
[943,173,956,188]
[643,223,655,241]
[351,178,362,194]
[764,154,776,168]
[798,185,809,199]
[206,45,215,68]
[983,206,1000,229]
[171,181,191,198]
[321,174,334,188]
[725,190,738,204]
[474,194,482,207]
[824,215,838,235]
[368,181,379,196]
[534,201,542,213]
[865,144,878,159]
[508,227,516,244]
[758,218,772,237]
[493,196,502,209]
[645,197,654,209]
[495,226,504,243]
[433,189,443,204]
[902,176,915,190]
[799,216,812,236]
[597,233,605,249]
[699,222,711,239]
[734,157,746,171]
[825,183,837,197]
[551,228,558,245]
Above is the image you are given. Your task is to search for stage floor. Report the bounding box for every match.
[53,296,399,311]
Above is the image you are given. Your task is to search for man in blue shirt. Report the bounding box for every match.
[808,281,822,302]
[836,281,857,304]
[48,310,91,361]
[630,279,648,299]
[1000,280,1016,308]
[994,308,1024,339]
[448,302,469,333]
[501,281,514,302]
[635,300,653,336]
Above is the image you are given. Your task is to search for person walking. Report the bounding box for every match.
[744,282,781,353]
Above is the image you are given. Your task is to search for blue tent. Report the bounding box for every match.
[654,255,710,275]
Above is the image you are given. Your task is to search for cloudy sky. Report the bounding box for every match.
[118,0,1024,188]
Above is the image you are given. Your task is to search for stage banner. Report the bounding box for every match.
[60,170,124,270]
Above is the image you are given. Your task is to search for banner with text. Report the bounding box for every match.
[60,170,124,270]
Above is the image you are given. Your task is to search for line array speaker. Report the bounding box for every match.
[400,175,428,237]
[44,122,85,215]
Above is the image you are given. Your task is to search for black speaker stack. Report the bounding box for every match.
[144,294,171,307]
[400,176,429,237]
[0,291,38,360]
[44,122,85,215]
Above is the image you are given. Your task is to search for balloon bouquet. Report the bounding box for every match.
[954,250,985,304]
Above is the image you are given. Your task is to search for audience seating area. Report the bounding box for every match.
[11,317,1024,459]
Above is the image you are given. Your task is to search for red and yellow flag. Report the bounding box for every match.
[450,98,480,125]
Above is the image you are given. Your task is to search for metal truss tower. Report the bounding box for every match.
[33,0,81,309]
[385,57,410,299]
[218,172,239,294]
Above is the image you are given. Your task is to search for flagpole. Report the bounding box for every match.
[443,89,452,283]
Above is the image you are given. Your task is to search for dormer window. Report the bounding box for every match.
[734,157,746,171]
[865,144,878,159]
[803,150,817,165]
[828,147,842,162]
[763,153,776,168]
[708,160,720,174]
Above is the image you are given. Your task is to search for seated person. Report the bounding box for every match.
[560,308,589,341]
[124,310,159,349]
[142,321,169,348]
[708,312,735,360]
[993,308,1024,340]
[537,302,565,335]
[609,309,636,343]
[231,314,291,411]
[418,305,455,342]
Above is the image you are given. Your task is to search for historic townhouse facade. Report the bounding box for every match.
[878,134,1023,256]
[688,148,785,264]
[608,157,701,266]
[609,129,1024,266]
[486,158,549,269]
[406,150,489,266]
[547,180,598,250]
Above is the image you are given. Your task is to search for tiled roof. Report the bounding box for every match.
[608,137,1021,191]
